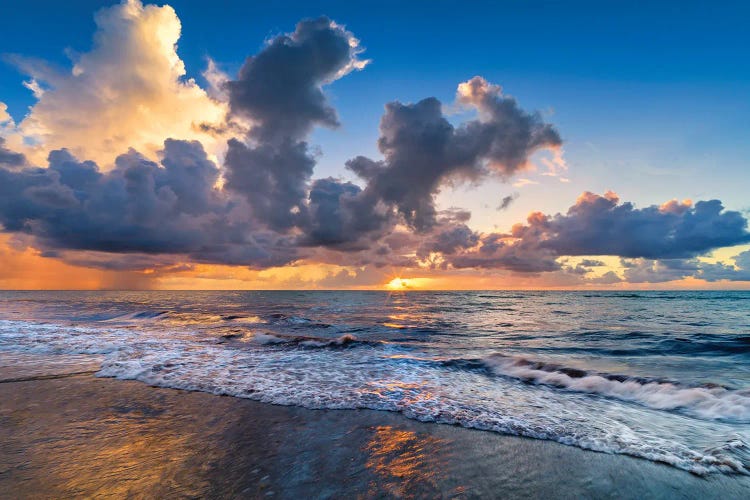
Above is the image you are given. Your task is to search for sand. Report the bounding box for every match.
[1,374,750,499]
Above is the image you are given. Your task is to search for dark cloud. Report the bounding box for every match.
[225,17,365,143]
[621,258,701,283]
[579,259,606,267]
[302,177,390,249]
[497,193,518,211]
[441,192,750,274]
[0,140,298,268]
[223,17,366,232]
[417,224,479,268]
[588,271,622,284]
[700,251,750,281]
[623,250,750,283]
[347,76,561,231]
[224,138,314,231]
[504,192,750,260]
[449,231,561,273]
[0,137,25,168]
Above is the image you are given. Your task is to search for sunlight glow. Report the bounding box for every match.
[386,277,413,290]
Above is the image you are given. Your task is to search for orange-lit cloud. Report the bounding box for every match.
[5,0,228,167]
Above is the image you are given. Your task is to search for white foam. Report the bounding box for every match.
[484,355,750,423]
[2,318,749,475]
[249,332,287,344]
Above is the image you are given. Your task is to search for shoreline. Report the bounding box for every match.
[1,374,750,498]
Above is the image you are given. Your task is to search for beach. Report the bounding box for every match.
[2,373,750,499]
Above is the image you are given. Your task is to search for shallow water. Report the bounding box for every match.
[1,290,749,474]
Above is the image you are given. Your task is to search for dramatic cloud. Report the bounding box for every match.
[442,192,750,273]
[225,17,367,142]
[0,140,297,268]
[623,250,750,283]
[223,17,367,232]
[538,192,750,258]
[0,3,748,288]
[347,76,561,230]
[303,177,389,249]
[6,0,227,166]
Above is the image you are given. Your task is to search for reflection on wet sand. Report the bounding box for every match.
[3,374,750,498]
[0,376,278,498]
[364,425,455,497]
[5,389,211,497]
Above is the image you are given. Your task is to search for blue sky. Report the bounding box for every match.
[0,1,749,289]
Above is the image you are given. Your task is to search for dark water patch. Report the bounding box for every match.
[220,331,384,349]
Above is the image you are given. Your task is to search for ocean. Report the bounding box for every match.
[1,290,749,475]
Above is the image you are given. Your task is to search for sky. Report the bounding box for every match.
[0,0,749,290]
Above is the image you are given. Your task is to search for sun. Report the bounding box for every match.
[386,277,412,290]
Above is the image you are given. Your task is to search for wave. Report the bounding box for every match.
[96,346,750,476]
[219,331,382,348]
[102,310,171,322]
[3,317,750,475]
[482,355,750,423]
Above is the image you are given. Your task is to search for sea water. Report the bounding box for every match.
[1,290,749,475]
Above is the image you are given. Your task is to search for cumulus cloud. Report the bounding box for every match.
[223,17,368,232]
[441,192,750,273]
[347,76,561,230]
[303,177,390,249]
[516,192,749,259]
[621,258,700,283]
[6,0,228,166]
[225,17,367,142]
[622,250,750,283]
[0,140,297,268]
[0,102,13,126]
[0,3,748,288]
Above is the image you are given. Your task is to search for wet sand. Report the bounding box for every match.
[1,374,750,499]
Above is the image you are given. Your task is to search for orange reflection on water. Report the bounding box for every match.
[383,312,413,329]
[364,425,445,497]
[359,380,437,407]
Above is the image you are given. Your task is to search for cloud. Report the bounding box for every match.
[0,3,747,288]
[621,258,700,283]
[441,192,750,273]
[521,191,749,259]
[347,76,561,231]
[0,137,25,168]
[303,177,390,249]
[623,250,750,283]
[701,250,750,281]
[0,139,297,268]
[6,0,228,166]
[589,271,622,284]
[0,102,12,125]
[223,17,368,232]
[497,193,519,211]
[225,17,367,143]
